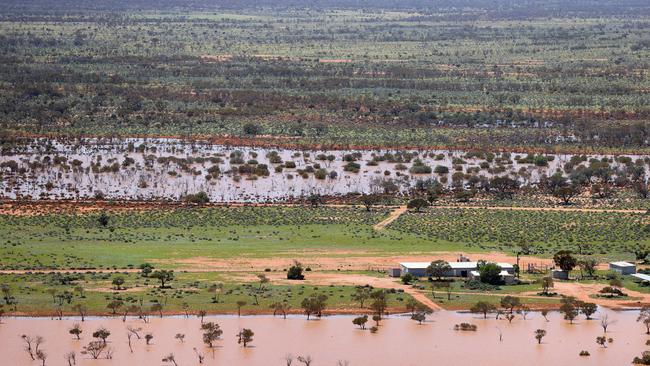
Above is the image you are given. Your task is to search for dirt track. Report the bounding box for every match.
[373,205,407,230]
[1,200,646,216]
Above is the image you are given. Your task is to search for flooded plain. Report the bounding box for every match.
[1,138,645,202]
[0,310,647,365]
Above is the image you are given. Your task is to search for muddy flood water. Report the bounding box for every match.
[1,310,647,365]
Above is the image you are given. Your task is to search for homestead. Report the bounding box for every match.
[397,261,515,278]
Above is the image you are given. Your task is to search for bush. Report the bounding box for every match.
[287,263,304,280]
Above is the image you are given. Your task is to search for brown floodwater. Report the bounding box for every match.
[0,310,646,365]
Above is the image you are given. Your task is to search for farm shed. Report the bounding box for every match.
[399,262,430,277]
[609,261,636,275]
[632,273,650,283]
[388,268,401,277]
[400,261,516,278]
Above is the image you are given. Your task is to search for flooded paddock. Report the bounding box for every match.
[0,310,646,365]
[1,138,646,202]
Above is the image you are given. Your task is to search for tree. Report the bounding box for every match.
[372,315,381,327]
[579,258,597,278]
[297,355,313,366]
[351,287,371,308]
[21,335,44,361]
[307,194,322,208]
[243,123,261,135]
[175,333,185,343]
[405,298,418,315]
[401,273,415,285]
[69,323,83,340]
[162,353,179,366]
[553,185,579,205]
[369,290,387,318]
[197,310,207,324]
[257,274,270,290]
[553,250,577,273]
[411,311,426,324]
[359,194,381,212]
[81,341,106,359]
[638,306,650,334]
[193,348,205,364]
[139,263,154,277]
[534,329,547,344]
[407,198,428,212]
[352,315,368,329]
[36,349,47,366]
[301,294,328,320]
[596,336,607,348]
[64,351,76,366]
[145,333,154,345]
[184,191,210,204]
[470,301,496,319]
[541,309,549,322]
[500,296,521,314]
[72,304,88,322]
[560,297,579,324]
[149,270,174,288]
[636,247,650,263]
[426,260,451,280]
[287,261,305,280]
[581,302,598,320]
[111,277,125,290]
[151,302,164,318]
[490,176,519,199]
[271,301,291,319]
[236,301,246,317]
[479,262,502,285]
[237,328,254,347]
[92,327,110,345]
[201,322,223,348]
[540,276,554,295]
[601,313,615,332]
[106,299,123,314]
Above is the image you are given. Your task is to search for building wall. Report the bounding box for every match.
[610,265,636,275]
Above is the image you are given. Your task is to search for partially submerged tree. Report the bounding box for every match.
[352,315,368,329]
[69,323,83,340]
[237,328,254,347]
[201,322,223,348]
[470,301,496,319]
[301,294,328,320]
[534,329,547,344]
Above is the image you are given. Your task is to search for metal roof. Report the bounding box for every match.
[632,273,650,282]
[448,261,478,269]
[400,261,515,270]
[399,262,431,269]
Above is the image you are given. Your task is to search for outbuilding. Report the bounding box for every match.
[388,268,401,278]
[399,262,430,277]
[609,261,636,275]
[632,273,650,283]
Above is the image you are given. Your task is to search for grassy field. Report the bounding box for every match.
[1,205,649,270]
[2,205,649,314]
[389,208,650,258]
[0,272,411,316]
